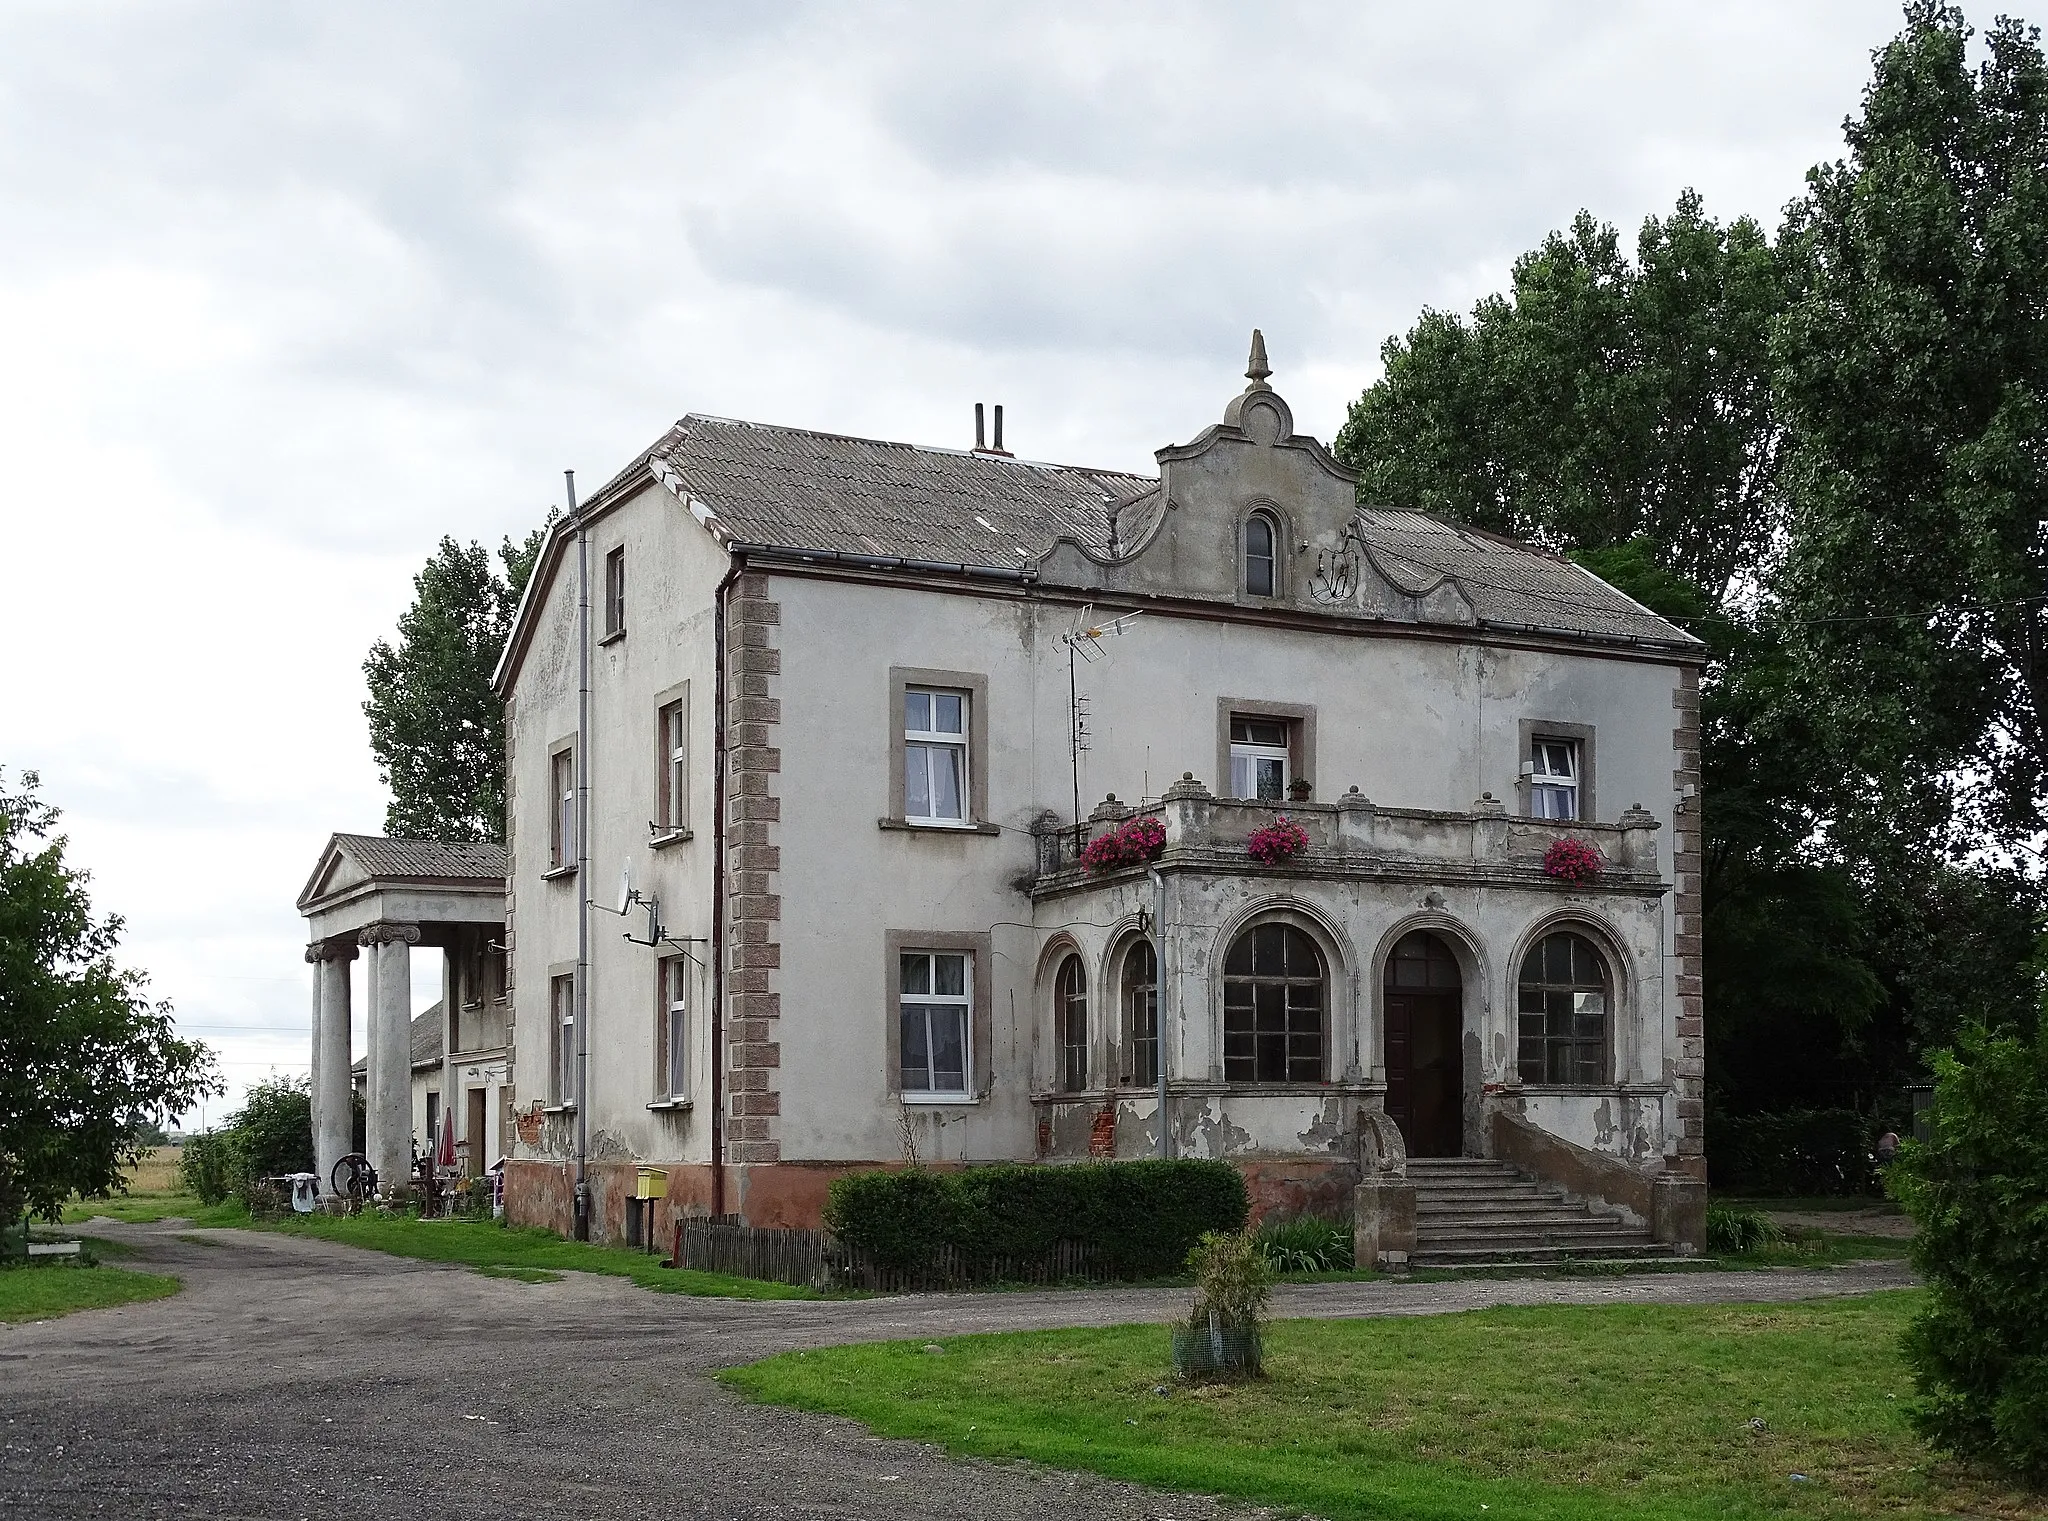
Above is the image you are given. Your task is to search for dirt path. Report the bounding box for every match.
[0,1222,1915,1520]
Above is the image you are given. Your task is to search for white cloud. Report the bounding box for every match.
[1,0,2025,1124]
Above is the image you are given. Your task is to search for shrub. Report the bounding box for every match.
[1891,1023,2048,1482]
[824,1159,1248,1281]
[178,1129,236,1205]
[1707,1107,1878,1195]
[175,1077,317,1207]
[1080,815,1166,873]
[1705,1205,1785,1255]
[1246,817,1310,866]
[1176,1228,1272,1378]
[1255,1213,1355,1272]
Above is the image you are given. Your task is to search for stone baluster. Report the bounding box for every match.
[1335,785,1375,853]
[1617,802,1661,872]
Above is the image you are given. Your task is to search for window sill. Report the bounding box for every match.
[648,828,693,850]
[541,864,577,881]
[542,1102,575,1115]
[646,1096,693,1112]
[878,817,1001,837]
[900,1092,980,1106]
[1516,1081,1665,1097]
[598,628,626,647]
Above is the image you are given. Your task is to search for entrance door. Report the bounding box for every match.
[1383,931,1465,1157]
[466,1088,487,1177]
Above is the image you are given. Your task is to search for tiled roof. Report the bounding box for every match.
[351,1003,443,1075]
[614,414,1693,648]
[646,414,1149,567]
[1357,511,1692,645]
[331,836,508,882]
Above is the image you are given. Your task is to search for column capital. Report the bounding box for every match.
[358,923,422,947]
[306,939,360,963]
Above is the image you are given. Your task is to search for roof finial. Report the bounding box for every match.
[1245,328,1272,391]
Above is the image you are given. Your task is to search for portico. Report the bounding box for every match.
[297,835,508,1198]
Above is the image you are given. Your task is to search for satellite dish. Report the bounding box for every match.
[617,861,633,916]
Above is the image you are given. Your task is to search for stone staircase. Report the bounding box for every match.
[1408,1156,1677,1268]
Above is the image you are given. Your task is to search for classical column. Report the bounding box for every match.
[361,924,420,1194]
[313,945,355,1193]
[306,945,324,1173]
[442,943,459,1174]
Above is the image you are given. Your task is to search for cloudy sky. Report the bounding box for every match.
[3,1,2021,1125]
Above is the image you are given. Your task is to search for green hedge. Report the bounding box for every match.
[1706,1107,1879,1195]
[824,1160,1248,1281]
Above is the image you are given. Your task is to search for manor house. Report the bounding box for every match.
[479,336,1708,1254]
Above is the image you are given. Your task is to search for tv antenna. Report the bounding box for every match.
[1058,608,1144,835]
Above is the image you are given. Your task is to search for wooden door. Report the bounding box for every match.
[1383,933,1465,1158]
[465,1089,487,1176]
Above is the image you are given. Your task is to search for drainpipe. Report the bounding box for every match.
[709,554,745,1220]
[1148,865,1172,1160]
[571,469,591,1242]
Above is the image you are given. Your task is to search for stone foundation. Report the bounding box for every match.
[508,1153,1365,1246]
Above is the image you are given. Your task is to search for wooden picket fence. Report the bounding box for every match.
[676,1219,1118,1292]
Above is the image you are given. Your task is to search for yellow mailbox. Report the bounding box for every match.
[634,1166,668,1201]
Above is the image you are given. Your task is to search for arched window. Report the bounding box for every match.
[1057,954,1088,1092]
[1517,932,1609,1084]
[1122,940,1158,1086]
[1243,512,1277,598]
[1223,922,1324,1082]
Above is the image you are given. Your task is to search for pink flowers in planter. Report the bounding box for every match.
[1542,837,1605,884]
[1246,816,1311,867]
[1080,814,1166,873]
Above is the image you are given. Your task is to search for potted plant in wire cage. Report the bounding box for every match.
[1171,1228,1271,1379]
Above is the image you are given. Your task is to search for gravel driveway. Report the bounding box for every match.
[0,1221,1914,1519]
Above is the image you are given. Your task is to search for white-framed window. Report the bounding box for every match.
[658,955,688,1097]
[1530,738,1580,820]
[900,950,971,1097]
[551,748,575,868]
[1229,715,1290,801]
[550,973,576,1105]
[604,545,626,637]
[903,688,968,824]
[658,697,688,831]
[1244,511,1278,597]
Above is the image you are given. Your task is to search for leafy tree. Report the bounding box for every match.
[1775,2,2048,856]
[178,1075,322,1205]
[1891,1020,2048,1479]
[1336,190,1785,602]
[363,518,552,843]
[0,769,218,1225]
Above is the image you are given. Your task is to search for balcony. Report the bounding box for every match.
[1032,773,1664,897]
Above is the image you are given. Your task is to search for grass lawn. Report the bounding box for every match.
[258,1211,828,1300]
[0,1262,180,1324]
[723,1291,2037,1521]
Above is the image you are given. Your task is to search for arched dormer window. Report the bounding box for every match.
[1057,954,1088,1092]
[1244,512,1278,598]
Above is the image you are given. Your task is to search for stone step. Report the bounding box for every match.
[1411,1242,1682,1268]
[1417,1229,1652,1252]
[1416,1211,1627,1233]
[1415,1188,1566,1207]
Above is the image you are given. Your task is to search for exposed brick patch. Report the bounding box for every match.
[725,573,783,1163]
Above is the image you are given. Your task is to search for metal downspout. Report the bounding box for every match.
[1148,865,1172,1160]
[571,470,591,1241]
[709,554,745,1220]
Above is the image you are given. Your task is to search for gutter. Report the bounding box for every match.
[728,541,1034,585]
